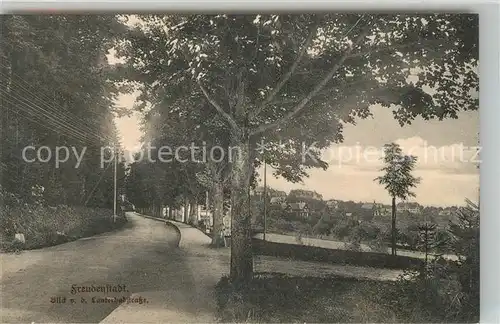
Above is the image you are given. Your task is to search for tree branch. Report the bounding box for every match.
[249,19,321,120]
[197,81,240,133]
[250,24,372,137]
[347,38,447,59]
[270,98,302,105]
[234,69,246,116]
[265,77,378,109]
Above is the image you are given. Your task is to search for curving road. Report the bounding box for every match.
[0,212,191,323]
[1,212,413,323]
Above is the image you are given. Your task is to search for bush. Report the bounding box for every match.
[312,218,331,235]
[344,240,362,252]
[331,222,352,240]
[382,199,480,323]
[0,202,125,251]
[357,222,381,241]
[398,229,419,250]
[447,199,479,318]
[384,260,474,323]
[434,229,453,253]
[215,273,457,323]
[368,233,388,253]
[306,212,323,226]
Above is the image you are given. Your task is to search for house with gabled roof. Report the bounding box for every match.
[285,202,310,219]
[397,202,422,214]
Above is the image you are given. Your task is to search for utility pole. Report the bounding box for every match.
[113,146,118,223]
[205,190,210,227]
[263,161,267,241]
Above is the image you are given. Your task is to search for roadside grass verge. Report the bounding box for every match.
[252,238,427,270]
[0,204,128,252]
[215,272,477,323]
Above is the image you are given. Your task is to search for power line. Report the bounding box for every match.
[5,104,89,146]
[0,89,105,143]
[0,68,112,136]
[0,74,120,145]
[1,95,92,144]
[1,91,101,144]
[0,63,129,121]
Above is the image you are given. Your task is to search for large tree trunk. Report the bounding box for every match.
[168,206,173,219]
[211,180,226,247]
[391,196,397,256]
[183,197,189,223]
[188,198,198,225]
[229,137,254,284]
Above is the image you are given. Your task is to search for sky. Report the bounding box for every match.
[114,92,479,208]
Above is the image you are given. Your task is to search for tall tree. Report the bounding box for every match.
[375,143,421,256]
[1,15,127,208]
[114,13,478,283]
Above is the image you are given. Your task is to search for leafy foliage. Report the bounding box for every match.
[375,143,421,200]
[1,15,127,208]
[0,184,126,251]
[113,13,478,280]
[448,199,479,313]
[385,199,479,323]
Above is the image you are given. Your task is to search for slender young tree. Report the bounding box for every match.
[375,143,421,256]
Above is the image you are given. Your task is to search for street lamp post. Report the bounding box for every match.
[263,162,267,241]
[113,146,117,223]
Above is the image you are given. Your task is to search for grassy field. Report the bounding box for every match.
[215,272,477,323]
[253,232,459,261]
[254,255,403,281]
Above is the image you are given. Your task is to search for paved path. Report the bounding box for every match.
[0,212,201,323]
[1,211,409,323]
[100,218,229,323]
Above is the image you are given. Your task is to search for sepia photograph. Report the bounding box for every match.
[1,13,479,323]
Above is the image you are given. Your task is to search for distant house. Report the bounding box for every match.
[359,202,375,220]
[253,187,287,199]
[438,209,451,216]
[397,202,422,214]
[253,187,265,196]
[289,189,323,201]
[360,202,391,217]
[377,205,392,216]
[270,196,286,205]
[285,202,310,219]
[439,206,458,216]
[272,190,287,198]
[326,199,340,209]
[361,203,376,210]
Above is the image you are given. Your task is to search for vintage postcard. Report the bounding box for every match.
[1,13,479,323]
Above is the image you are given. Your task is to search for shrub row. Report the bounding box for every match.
[0,203,127,251]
